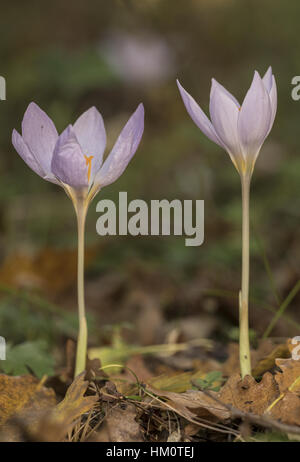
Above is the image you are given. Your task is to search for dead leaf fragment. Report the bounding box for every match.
[223,340,289,377]
[184,423,201,438]
[0,373,99,442]
[53,373,98,433]
[267,392,300,426]
[99,403,143,442]
[147,385,230,422]
[264,357,300,425]
[0,374,56,426]
[274,358,300,393]
[219,372,278,415]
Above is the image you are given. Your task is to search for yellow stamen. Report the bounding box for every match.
[84,155,94,182]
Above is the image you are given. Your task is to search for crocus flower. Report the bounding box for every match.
[177,68,277,378]
[177,67,277,177]
[12,102,144,376]
[12,102,144,205]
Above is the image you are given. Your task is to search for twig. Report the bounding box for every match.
[198,387,300,435]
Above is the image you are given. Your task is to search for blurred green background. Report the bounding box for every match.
[0,0,299,373]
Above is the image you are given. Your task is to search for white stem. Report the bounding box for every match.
[239,174,251,378]
[74,198,88,377]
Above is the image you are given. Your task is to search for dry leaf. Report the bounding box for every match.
[223,340,289,377]
[125,355,153,383]
[99,403,143,442]
[219,372,278,415]
[1,373,98,441]
[52,373,98,433]
[274,358,300,393]
[265,358,300,426]
[184,423,201,438]
[267,392,300,426]
[147,385,230,421]
[0,374,56,426]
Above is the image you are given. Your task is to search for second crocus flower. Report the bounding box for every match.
[177,68,277,378]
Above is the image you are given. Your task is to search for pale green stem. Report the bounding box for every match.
[74,197,88,377]
[239,174,251,378]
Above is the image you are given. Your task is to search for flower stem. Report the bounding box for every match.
[74,198,88,377]
[239,174,251,378]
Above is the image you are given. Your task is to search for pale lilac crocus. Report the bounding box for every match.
[177,67,276,176]
[12,102,144,207]
[12,102,144,376]
[177,68,277,378]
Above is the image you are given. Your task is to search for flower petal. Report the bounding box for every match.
[177,79,223,147]
[210,78,240,108]
[94,103,144,189]
[262,66,273,93]
[51,126,88,188]
[73,106,106,184]
[238,71,272,164]
[209,79,241,165]
[268,75,277,132]
[262,67,277,132]
[21,102,58,179]
[12,129,46,179]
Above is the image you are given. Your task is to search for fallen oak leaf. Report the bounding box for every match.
[147,371,279,422]
[0,372,99,442]
[274,358,300,393]
[199,386,300,436]
[0,374,57,442]
[96,402,143,442]
[1,373,98,442]
[219,372,278,415]
[52,372,98,434]
[266,391,300,426]
[223,340,289,377]
[143,385,238,437]
[146,385,230,422]
[0,374,56,427]
[264,358,300,425]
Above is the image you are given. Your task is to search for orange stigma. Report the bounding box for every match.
[84,155,94,182]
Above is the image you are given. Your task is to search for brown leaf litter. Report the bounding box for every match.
[0,374,56,426]
[0,373,97,441]
[265,358,300,426]
[94,402,143,442]
[1,338,300,442]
